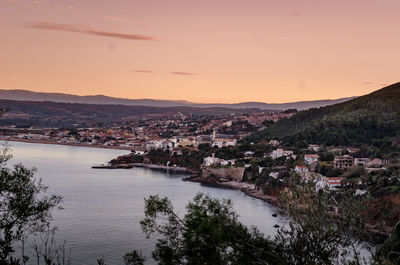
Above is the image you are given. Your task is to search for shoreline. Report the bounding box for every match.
[0,137,133,151]
[184,175,280,208]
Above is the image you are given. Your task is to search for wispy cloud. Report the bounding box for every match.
[130,69,155,74]
[171,71,196,76]
[25,21,162,41]
[362,81,388,87]
[104,16,145,25]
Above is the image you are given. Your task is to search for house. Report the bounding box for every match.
[223,120,233,127]
[269,140,280,146]
[269,172,280,179]
[244,151,254,157]
[366,158,383,168]
[308,144,320,152]
[295,165,309,174]
[354,158,371,167]
[355,189,367,196]
[347,148,359,154]
[203,155,220,167]
[304,154,319,165]
[334,155,354,169]
[220,159,236,166]
[326,177,343,189]
[146,140,164,150]
[212,138,237,148]
[203,155,236,167]
[271,148,294,159]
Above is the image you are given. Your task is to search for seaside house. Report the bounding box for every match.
[308,144,320,152]
[354,158,371,167]
[146,140,164,150]
[347,148,359,154]
[269,140,280,146]
[270,148,294,159]
[333,155,354,169]
[326,177,343,189]
[203,154,220,167]
[366,158,383,168]
[295,165,309,174]
[304,154,319,165]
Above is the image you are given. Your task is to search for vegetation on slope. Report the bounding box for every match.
[251,83,400,146]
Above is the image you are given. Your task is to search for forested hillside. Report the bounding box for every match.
[251,82,400,146]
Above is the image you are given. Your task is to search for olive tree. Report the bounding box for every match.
[0,146,61,264]
[137,193,284,265]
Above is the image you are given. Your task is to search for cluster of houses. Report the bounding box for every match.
[270,148,296,159]
[144,131,237,152]
[294,153,388,191]
[264,144,390,191]
[334,155,387,171]
[203,154,237,167]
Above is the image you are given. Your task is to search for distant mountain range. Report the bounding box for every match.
[251,82,400,146]
[0,89,354,111]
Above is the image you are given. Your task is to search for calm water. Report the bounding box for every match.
[5,141,285,265]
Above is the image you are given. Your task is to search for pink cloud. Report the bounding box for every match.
[131,69,155,74]
[171,71,196,76]
[103,16,145,25]
[362,81,388,87]
[25,21,162,41]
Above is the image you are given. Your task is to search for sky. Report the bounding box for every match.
[0,0,399,103]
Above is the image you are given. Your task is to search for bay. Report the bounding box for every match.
[5,141,285,265]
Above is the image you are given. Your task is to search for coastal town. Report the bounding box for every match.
[1,107,398,201]
[2,104,399,235]
[0,110,293,150]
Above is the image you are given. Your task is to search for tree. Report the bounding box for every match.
[123,251,146,265]
[376,222,400,264]
[0,146,62,264]
[137,193,283,265]
[275,182,373,265]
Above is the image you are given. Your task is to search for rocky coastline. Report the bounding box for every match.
[184,173,280,208]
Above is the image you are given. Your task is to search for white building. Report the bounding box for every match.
[212,138,237,148]
[304,154,319,165]
[271,148,294,159]
[295,165,309,174]
[146,140,164,150]
[354,158,371,167]
[308,144,320,152]
[269,140,280,146]
[244,151,254,157]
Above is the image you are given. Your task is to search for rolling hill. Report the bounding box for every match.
[0,99,259,128]
[251,82,400,146]
[0,89,354,111]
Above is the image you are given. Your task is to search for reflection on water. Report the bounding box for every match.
[6,141,285,265]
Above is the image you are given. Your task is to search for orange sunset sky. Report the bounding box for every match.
[0,0,399,103]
